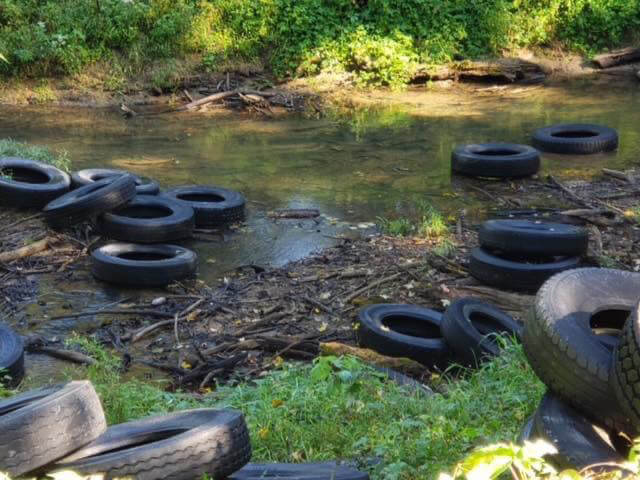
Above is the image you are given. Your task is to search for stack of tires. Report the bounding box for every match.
[0,381,369,480]
[469,219,588,292]
[521,268,640,470]
[356,299,522,371]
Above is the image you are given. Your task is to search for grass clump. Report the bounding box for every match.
[0,138,71,171]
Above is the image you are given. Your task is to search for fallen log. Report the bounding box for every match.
[268,209,321,219]
[319,342,426,376]
[411,59,544,84]
[26,346,95,365]
[593,47,640,69]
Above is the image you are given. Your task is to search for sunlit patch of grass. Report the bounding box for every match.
[0,138,71,171]
[376,216,414,236]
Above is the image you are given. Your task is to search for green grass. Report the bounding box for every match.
[63,337,543,479]
[0,138,71,171]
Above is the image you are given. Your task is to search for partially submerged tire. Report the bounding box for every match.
[478,220,588,257]
[0,323,24,387]
[43,175,137,229]
[231,462,369,480]
[532,124,618,154]
[357,304,451,369]
[53,409,251,480]
[72,168,160,195]
[0,157,70,208]
[0,381,106,477]
[469,247,581,292]
[162,185,245,227]
[91,243,197,287]
[451,143,540,178]
[613,301,640,434]
[441,298,522,366]
[98,195,194,243]
[523,268,640,431]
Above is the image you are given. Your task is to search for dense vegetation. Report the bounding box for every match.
[1,0,639,88]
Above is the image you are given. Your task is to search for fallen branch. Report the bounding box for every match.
[593,47,640,69]
[52,309,174,321]
[342,272,402,304]
[0,237,51,263]
[27,346,95,365]
[320,342,426,376]
[130,319,174,343]
[602,168,632,183]
[268,209,321,219]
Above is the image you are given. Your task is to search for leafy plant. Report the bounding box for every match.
[0,139,71,171]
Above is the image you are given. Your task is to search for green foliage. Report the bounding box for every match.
[0,138,71,171]
[1,0,639,87]
[377,216,413,236]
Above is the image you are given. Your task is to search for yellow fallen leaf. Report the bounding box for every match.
[181,361,192,370]
[272,399,284,408]
[258,427,269,439]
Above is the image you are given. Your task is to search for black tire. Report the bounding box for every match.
[479,220,588,257]
[523,268,640,431]
[441,298,522,366]
[230,463,369,480]
[531,393,625,470]
[469,247,581,292]
[53,409,251,480]
[0,157,70,208]
[43,175,137,229]
[162,185,245,227]
[0,323,24,387]
[518,417,535,444]
[613,301,640,433]
[357,304,451,369]
[98,195,195,243]
[532,124,618,154]
[0,381,106,477]
[91,243,197,287]
[72,168,160,195]
[451,143,540,178]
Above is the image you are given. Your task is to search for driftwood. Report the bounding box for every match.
[602,168,633,183]
[179,89,278,112]
[412,59,544,84]
[268,209,321,219]
[320,342,426,376]
[0,237,51,263]
[593,47,640,69]
[29,346,95,365]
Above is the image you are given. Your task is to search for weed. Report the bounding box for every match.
[32,83,57,104]
[376,216,413,236]
[416,202,449,239]
[0,138,71,171]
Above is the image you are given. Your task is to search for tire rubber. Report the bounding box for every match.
[98,195,194,243]
[441,298,522,366]
[479,219,588,257]
[53,409,251,480]
[0,323,24,387]
[469,247,581,292]
[0,157,70,208]
[532,124,618,154]
[451,143,540,178]
[0,381,106,477]
[357,304,451,369]
[91,243,197,287]
[613,301,640,434]
[230,462,369,480]
[72,168,160,195]
[43,175,136,229]
[523,268,640,431]
[162,185,245,227]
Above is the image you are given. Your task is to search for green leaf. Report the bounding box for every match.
[0,54,8,64]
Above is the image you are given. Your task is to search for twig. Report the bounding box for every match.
[0,237,52,263]
[174,298,205,344]
[342,272,402,304]
[183,89,194,102]
[235,311,288,336]
[51,309,174,321]
[602,167,632,183]
[27,346,95,365]
[131,319,174,343]
[301,295,333,314]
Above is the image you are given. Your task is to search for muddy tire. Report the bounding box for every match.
[53,409,251,480]
[357,304,451,369]
[523,268,640,431]
[478,220,588,257]
[441,298,522,366]
[72,168,160,195]
[0,381,106,477]
[43,175,137,229]
[98,195,195,243]
[0,323,24,387]
[532,124,618,154]
[0,157,70,208]
[451,143,540,178]
[91,243,197,287]
[231,463,369,480]
[469,247,581,292]
[613,301,640,434]
[162,185,245,227]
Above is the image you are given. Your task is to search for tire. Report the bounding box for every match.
[479,220,588,257]
[441,298,522,366]
[469,247,581,292]
[0,157,70,208]
[72,168,160,195]
[531,393,625,470]
[91,243,197,287]
[0,323,24,387]
[523,268,640,431]
[98,195,195,243]
[43,175,136,229]
[230,463,369,480]
[162,185,245,227]
[53,409,251,480]
[518,417,535,444]
[357,304,451,369]
[532,124,618,154]
[0,381,106,477]
[451,143,540,178]
[613,301,640,433]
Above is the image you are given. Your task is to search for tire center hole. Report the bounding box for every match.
[178,193,225,203]
[468,312,511,336]
[590,309,628,343]
[382,315,441,338]
[117,252,173,261]
[117,205,173,218]
[1,167,50,184]
[475,149,519,156]
[551,131,599,138]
